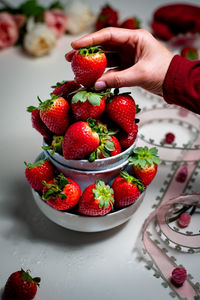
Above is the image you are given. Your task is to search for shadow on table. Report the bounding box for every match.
[0,178,127,249]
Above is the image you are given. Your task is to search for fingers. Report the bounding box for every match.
[71,27,140,49]
[94,65,143,90]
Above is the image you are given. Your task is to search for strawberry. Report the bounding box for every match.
[120,17,140,29]
[3,269,40,300]
[118,123,138,149]
[106,91,136,133]
[128,146,160,186]
[38,94,69,135]
[42,173,81,211]
[71,89,110,121]
[26,107,52,140]
[62,119,100,160]
[25,159,54,192]
[71,46,107,88]
[51,80,81,100]
[180,46,199,61]
[112,171,144,208]
[95,4,119,30]
[78,180,114,216]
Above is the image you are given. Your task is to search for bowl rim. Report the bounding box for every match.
[43,138,137,164]
[44,151,129,174]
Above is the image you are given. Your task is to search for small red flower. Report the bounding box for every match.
[176,166,188,183]
[164,132,175,144]
[178,213,191,228]
[171,267,187,286]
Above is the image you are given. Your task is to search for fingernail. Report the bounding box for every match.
[94,81,107,90]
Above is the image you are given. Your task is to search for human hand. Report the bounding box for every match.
[65,27,174,96]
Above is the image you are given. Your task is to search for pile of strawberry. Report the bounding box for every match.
[27,46,140,161]
[25,145,160,216]
[95,4,140,30]
[25,44,160,217]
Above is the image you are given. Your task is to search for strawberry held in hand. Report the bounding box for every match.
[3,269,40,300]
[62,119,100,160]
[71,46,107,87]
[106,91,136,133]
[42,173,81,211]
[71,89,110,121]
[112,171,144,208]
[38,94,70,135]
[128,146,160,186]
[25,159,54,192]
[52,80,81,100]
[78,180,114,216]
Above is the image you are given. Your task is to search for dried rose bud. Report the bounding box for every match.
[164,132,175,144]
[171,267,187,286]
[176,166,188,183]
[178,213,191,228]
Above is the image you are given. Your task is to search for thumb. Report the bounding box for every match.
[94,65,143,90]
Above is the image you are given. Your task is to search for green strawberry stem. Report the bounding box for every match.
[120,170,144,192]
[72,88,111,106]
[21,269,41,287]
[78,46,104,56]
[42,173,69,201]
[128,146,160,168]
[42,135,63,155]
[24,159,46,169]
[92,180,114,209]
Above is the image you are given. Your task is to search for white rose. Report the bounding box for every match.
[24,19,56,56]
[64,0,95,34]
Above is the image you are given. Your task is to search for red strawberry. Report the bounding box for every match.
[25,159,54,192]
[118,123,138,149]
[112,171,144,208]
[42,173,81,211]
[164,132,175,144]
[38,94,69,135]
[78,180,114,216]
[3,269,40,300]
[106,92,136,133]
[62,119,100,160]
[71,89,110,121]
[51,80,81,100]
[120,17,140,29]
[95,4,119,30]
[180,46,199,61]
[26,107,52,140]
[128,146,160,186]
[71,46,107,88]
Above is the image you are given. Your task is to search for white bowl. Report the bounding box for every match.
[32,188,146,232]
[43,151,129,190]
[43,138,136,171]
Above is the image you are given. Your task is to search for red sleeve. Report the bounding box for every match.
[163,55,200,114]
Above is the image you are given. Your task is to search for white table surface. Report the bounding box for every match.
[0,0,200,299]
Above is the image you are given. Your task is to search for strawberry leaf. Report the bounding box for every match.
[105,140,115,152]
[72,91,88,103]
[87,93,102,106]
